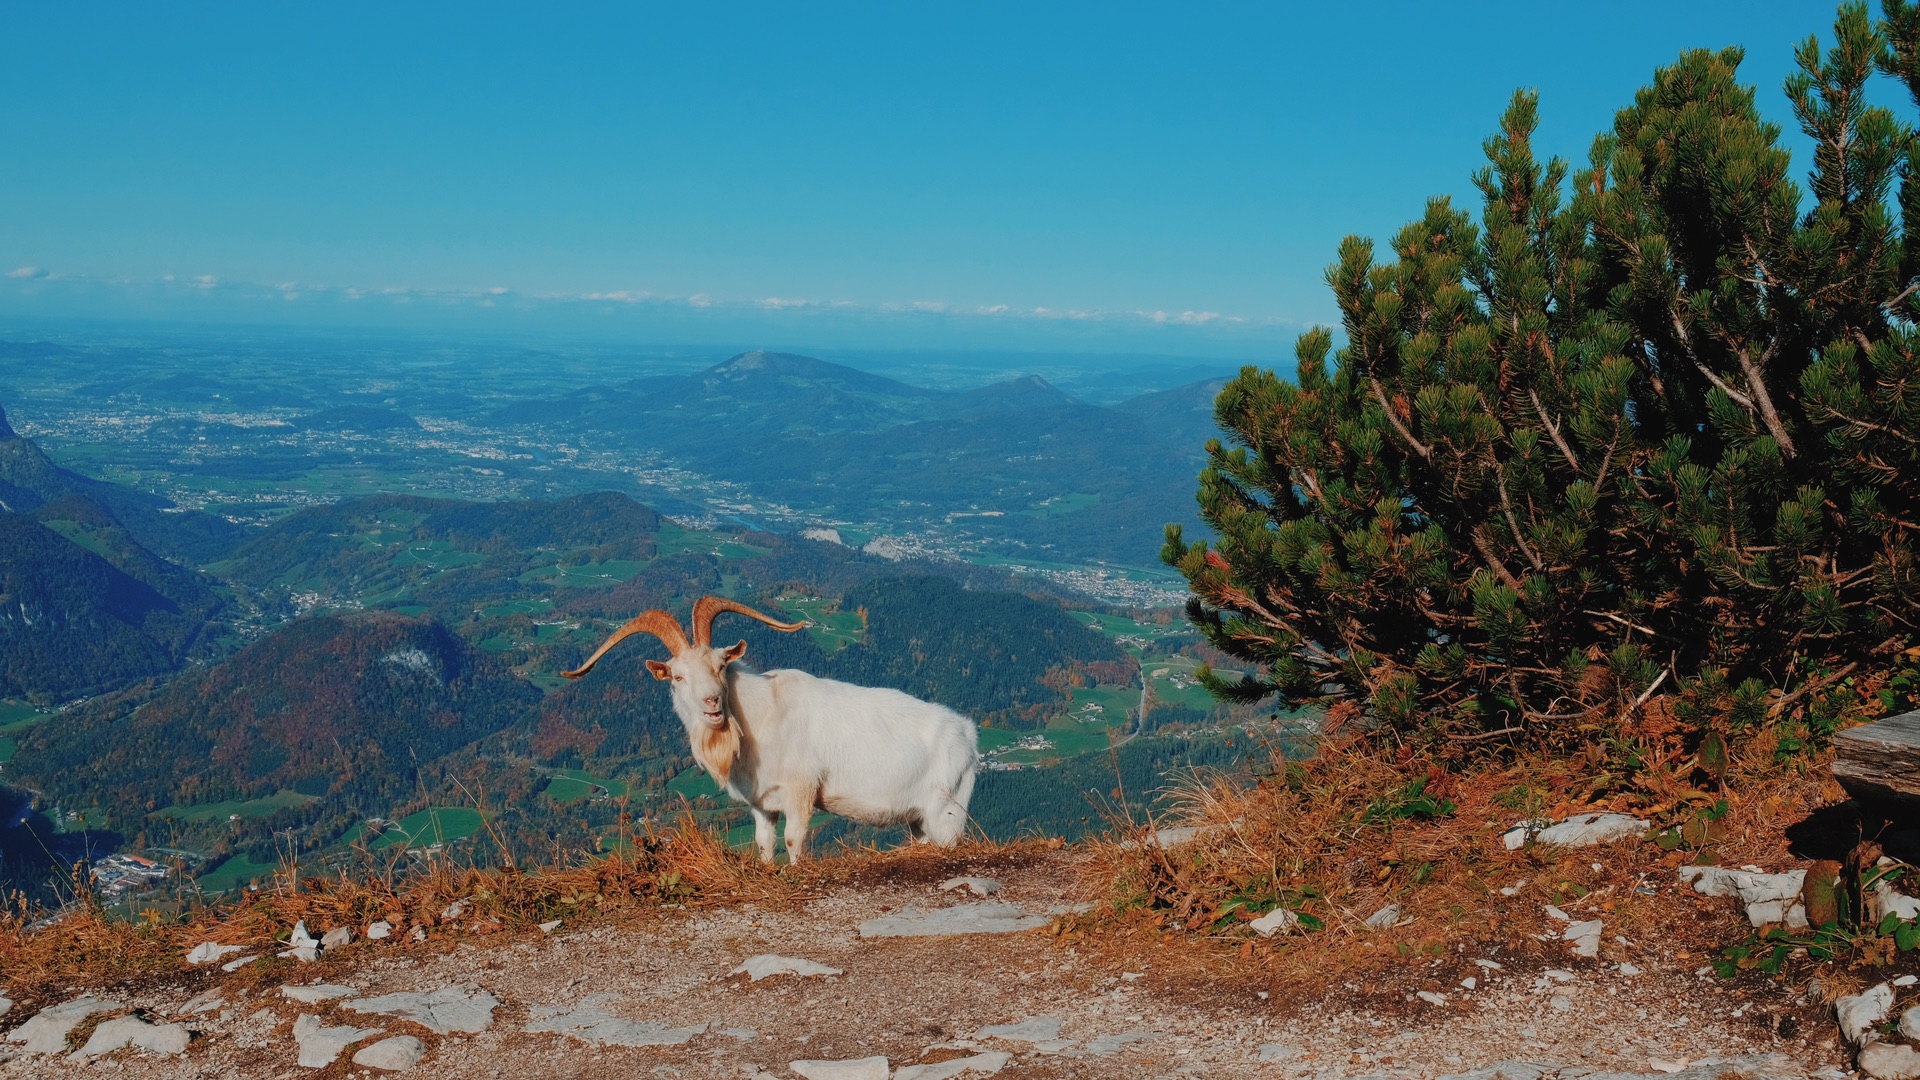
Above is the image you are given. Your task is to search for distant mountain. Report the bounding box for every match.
[1115,377,1229,464]
[9,612,542,834]
[0,513,223,700]
[0,404,244,564]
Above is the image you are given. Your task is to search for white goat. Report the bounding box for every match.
[562,596,979,863]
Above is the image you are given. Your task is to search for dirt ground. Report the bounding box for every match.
[0,844,1856,1080]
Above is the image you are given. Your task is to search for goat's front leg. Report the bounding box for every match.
[748,804,779,864]
[780,785,818,864]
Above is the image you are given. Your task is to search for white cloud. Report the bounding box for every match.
[194,274,219,289]
[686,293,713,308]
[760,296,811,309]
[7,266,40,279]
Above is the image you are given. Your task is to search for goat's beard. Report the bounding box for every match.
[695,718,740,781]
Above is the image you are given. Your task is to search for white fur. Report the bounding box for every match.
[659,647,979,863]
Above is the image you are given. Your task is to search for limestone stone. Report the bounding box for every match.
[1364,904,1401,928]
[281,985,357,1004]
[0,998,10,1017]
[790,1056,890,1080]
[220,954,259,972]
[894,1051,1011,1079]
[538,919,562,933]
[939,876,1002,896]
[1565,919,1604,958]
[366,920,394,940]
[1082,1031,1158,1054]
[71,1014,190,1058]
[1249,908,1299,936]
[1258,1044,1299,1062]
[978,1016,1063,1043]
[292,1013,382,1068]
[352,1034,428,1071]
[1838,983,1896,1047]
[185,941,245,965]
[1860,1042,1920,1080]
[343,986,500,1034]
[1504,813,1648,850]
[1901,1005,1920,1041]
[857,901,1048,938]
[524,995,706,1046]
[4,995,115,1054]
[320,926,352,949]
[1434,1062,1556,1080]
[730,954,844,981]
[440,899,469,920]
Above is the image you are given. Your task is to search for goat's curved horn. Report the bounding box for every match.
[561,609,690,679]
[691,596,807,646]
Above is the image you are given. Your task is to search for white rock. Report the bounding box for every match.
[1543,905,1572,922]
[1417,990,1448,1006]
[1474,958,1504,970]
[1678,865,1805,904]
[790,1056,890,1080]
[281,985,357,1004]
[287,920,318,948]
[940,876,1002,897]
[352,1034,427,1071]
[1504,813,1647,849]
[1838,984,1896,1047]
[1248,908,1299,936]
[1859,1042,1920,1080]
[525,995,705,1046]
[1461,977,1478,990]
[1083,1031,1158,1054]
[858,902,1049,938]
[0,997,10,1017]
[72,1014,191,1058]
[4,996,115,1053]
[1542,969,1577,982]
[538,919,562,934]
[220,954,259,972]
[1649,1058,1688,1073]
[1364,904,1401,928]
[894,1052,1012,1080]
[1874,884,1920,921]
[1564,919,1604,959]
[1257,1044,1298,1062]
[730,954,843,981]
[366,920,394,940]
[1897,975,1919,988]
[292,1013,382,1068]
[181,991,224,1015]
[1436,1061,1556,1080]
[278,946,319,963]
[320,927,352,949]
[185,941,246,965]
[1499,880,1527,897]
[1742,897,1810,929]
[344,987,500,1034]
[440,899,468,920]
[1618,962,1643,976]
[1902,1005,1920,1041]
[977,1016,1063,1043]
[410,926,428,942]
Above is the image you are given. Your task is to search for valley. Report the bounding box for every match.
[0,331,1293,911]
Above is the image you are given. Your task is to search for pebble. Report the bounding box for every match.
[1364,904,1401,928]
[2,995,115,1054]
[320,926,353,949]
[442,899,470,920]
[1258,1044,1299,1062]
[367,920,394,940]
[1418,991,1449,1006]
[1082,1030,1158,1054]
[1902,1005,1920,1041]
[538,919,562,933]
[857,902,1049,938]
[939,876,1002,897]
[1618,962,1643,976]
[343,986,501,1034]
[977,1016,1062,1043]
[0,997,9,1017]
[790,1056,891,1080]
[1461,977,1478,990]
[731,954,844,981]
[292,1013,382,1068]
[220,954,259,972]
[352,1034,428,1071]
[72,1014,191,1058]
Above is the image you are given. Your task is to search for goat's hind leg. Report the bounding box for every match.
[780,784,818,864]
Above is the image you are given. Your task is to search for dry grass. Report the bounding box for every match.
[1064,730,1858,997]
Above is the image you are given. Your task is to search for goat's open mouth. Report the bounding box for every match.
[701,709,726,727]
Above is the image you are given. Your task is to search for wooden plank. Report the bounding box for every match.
[1832,708,1920,805]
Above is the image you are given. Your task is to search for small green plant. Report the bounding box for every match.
[1361,778,1457,825]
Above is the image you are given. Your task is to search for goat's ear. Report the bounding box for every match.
[722,639,748,664]
[644,659,672,681]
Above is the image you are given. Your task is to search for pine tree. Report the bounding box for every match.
[1166,2,1920,751]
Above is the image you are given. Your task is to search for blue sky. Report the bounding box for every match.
[0,3,1865,357]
